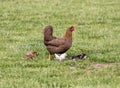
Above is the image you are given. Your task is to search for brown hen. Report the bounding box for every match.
[44,25,75,60]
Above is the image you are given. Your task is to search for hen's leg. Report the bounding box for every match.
[48,53,51,61]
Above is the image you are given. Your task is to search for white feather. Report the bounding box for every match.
[55,53,67,61]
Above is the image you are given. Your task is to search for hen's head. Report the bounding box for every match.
[69,26,75,32]
[64,26,75,38]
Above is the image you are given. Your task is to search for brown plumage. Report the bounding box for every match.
[44,25,75,60]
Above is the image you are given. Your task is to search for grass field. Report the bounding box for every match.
[0,0,120,88]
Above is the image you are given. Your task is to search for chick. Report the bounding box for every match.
[25,51,38,60]
[55,53,67,61]
[71,53,87,60]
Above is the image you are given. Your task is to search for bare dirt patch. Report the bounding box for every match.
[94,63,113,69]
[85,63,115,73]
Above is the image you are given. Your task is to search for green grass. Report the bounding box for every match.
[0,0,120,88]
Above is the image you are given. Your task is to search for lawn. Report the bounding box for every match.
[0,0,120,88]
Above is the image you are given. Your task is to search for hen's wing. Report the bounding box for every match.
[46,38,66,47]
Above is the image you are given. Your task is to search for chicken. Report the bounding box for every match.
[25,51,39,59]
[71,53,87,60]
[44,25,75,60]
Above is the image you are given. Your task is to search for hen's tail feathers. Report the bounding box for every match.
[44,25,53,41]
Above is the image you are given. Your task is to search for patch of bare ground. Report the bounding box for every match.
[94,63,113,68]
[85,63,119,73]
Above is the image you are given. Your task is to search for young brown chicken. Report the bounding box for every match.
[25,52,38,60]
[44,25,75,60]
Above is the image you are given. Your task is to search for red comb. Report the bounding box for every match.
[71,25,75,28]
[70,26,75,31]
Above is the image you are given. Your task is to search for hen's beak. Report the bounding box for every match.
[48,53,51,61]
